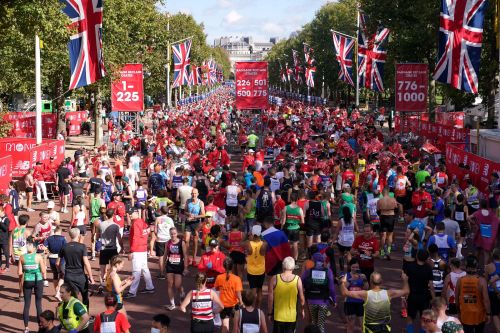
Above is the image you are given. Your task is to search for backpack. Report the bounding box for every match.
[99,310,118,333]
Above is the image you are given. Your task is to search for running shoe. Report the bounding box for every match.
[139,288,155,294]
[158,275,166,280]
[164,304,176,311]
[123,292,136,299]
[380,249,385,257]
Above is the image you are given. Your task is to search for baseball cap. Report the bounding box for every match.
[128,207,139,214]
[208,238,219,247]
[47,201,55,209]
[248,149,255,153]
[251,225,262,236]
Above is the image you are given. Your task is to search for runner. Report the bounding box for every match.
[93,293,132,333]
[281,192,304,262]
[342,259,369,333]
[246,225,265,308]
[105,256,134,314]
[179,272,224,333]
[232,289,268,333]
[164,227,188,310]
[214,258,243,333]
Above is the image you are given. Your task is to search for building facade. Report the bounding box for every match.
[214,36,278,74]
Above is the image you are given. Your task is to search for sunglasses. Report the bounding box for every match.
[421,317,435,324]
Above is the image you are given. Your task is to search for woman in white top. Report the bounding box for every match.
[46,201,60,231]
[225,178,242,226]
[333,205,358,274]
[71,196,88,243]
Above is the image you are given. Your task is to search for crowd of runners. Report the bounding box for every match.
[1,85,500,333]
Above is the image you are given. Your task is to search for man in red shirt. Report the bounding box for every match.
[351,223,380,279]
[34,162,49,202]
[107,192,127,232]
[198,238,225,288]
[124,209,154,298]
[273,190,286,228]
[94,294,131,333]
[411,184,433,225]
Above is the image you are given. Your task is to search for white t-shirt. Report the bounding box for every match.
[125,168,138,191]
[178,185,193,208]
[156,215,175,243]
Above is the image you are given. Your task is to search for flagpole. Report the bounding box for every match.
[355,10,360,108]
[166,14,171,110]
[35,34,42,145]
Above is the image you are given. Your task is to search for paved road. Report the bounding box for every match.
[0,136,496,332]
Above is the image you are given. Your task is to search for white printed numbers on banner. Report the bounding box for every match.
[116,91,139,102]
[236,80,250,86]
[254,79,267,86]
[397,81,425,102]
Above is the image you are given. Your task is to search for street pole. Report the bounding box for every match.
[322,74,325,99]
[166,14,171,110]
[355,10,360,108]
[35,34,42,145]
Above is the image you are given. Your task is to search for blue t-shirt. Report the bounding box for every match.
[244,172,253,189]
[44,235,67,263]
[434,198,445,223]
[407,219,426,247]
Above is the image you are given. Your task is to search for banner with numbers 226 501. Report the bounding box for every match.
[235,61,268,110]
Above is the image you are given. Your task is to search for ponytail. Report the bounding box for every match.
[223,258,233,281]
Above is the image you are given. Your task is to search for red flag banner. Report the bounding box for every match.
[0,156,12,196]
[395,63,428,112]
[111,64,144,112]
[235,61,268,110]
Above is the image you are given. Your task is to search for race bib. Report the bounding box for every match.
[169,254,181,264]
[480,224,492,238]
[312,270,326,280]
[341,233,354,244]
[455,211,464,221]
[360,254,372,260]
[100,322,116,333]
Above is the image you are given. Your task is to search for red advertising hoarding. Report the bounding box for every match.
[0,156,13,196]
[235,61,268,110]
[7,114,57,138]
[0,138,65,177]
[395,63,428,112]
[446,143,500,194]
[111,64,144,112]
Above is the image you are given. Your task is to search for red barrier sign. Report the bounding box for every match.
[446,144,500,193]
[8,114,57,139]
[111,64,144,112]
[395,63,428,112]
[235,61,268,110]
[0,156,12,196]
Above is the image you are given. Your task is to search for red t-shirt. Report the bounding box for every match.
[352,236,380,269]
[93,310,131,333]
[129,218,149,253]
[107,201,126,227]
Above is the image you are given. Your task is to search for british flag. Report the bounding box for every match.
[61,0,106,90]
[332,31,355,86]
[303,44,316,88]
[172,39,192,88]
[208,60,217,85]
[358,11,390,92]
[433,0,487,94]
[279,62,287,83]
[285,63,293,82]
[189,65,202,86]
[292,49,303,84]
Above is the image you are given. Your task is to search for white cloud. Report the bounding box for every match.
[225,10,242,25]
[217,0,232,8]
[261,22,284,35]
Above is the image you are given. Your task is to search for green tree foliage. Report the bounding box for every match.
[0,0,230,106]
[267,0,498,115]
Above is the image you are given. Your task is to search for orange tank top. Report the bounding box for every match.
[458,276,486,325]
[228,231,244,253]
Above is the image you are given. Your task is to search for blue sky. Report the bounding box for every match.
[161,0,330,45]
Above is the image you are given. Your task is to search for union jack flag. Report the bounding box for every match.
[332,31,355,86]
[358,11,390,92]
[303,44,316,88]
[279,62,287,83]
[172,39,192,88]
[433,0,487,94]
[209,60,217,85]
[286,63,293,82]
[201,60,209,85]
[292,49,303,84]
[61,0,106,90]
[189,65,202,86]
